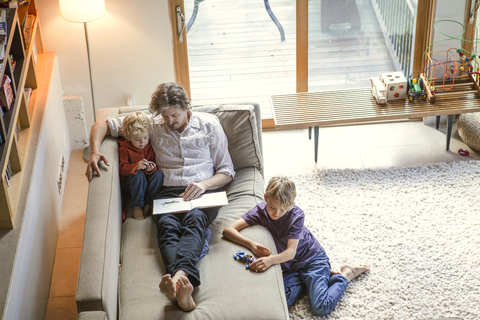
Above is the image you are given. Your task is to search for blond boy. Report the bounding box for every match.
[119,111,163,220]
[223,176,369,316]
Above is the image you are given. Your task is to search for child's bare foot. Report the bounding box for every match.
[133,207,144,220]
[176,276,196,312]
[159,274,176,301]
[143,204,151,217]
[340,264,370,281]
[330,269,341,277]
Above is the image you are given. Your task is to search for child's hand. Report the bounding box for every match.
[136,159,149,171]
[250,242,270,257]
[145,161,156,172]
[250,257,272,273]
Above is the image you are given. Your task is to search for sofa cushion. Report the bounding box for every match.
[99,104,264,174]
[192,104,263,173]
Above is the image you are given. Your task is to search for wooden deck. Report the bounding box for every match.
[184,0,396,123]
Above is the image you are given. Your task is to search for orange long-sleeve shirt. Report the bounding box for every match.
[118,138,157,180]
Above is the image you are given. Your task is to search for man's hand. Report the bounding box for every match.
[180,181,207,201]
[250,242,271,257]
[250,256,273,273]
[85,151,110,182]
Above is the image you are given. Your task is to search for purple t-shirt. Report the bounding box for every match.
[242,202,322,272]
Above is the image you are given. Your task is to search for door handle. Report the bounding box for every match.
[176,6,185,43]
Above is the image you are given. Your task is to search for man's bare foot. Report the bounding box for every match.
[159,274,176,301]
[340,264,370,281]
[133,207,144,220]
[176,276,196,312]
[143,204,151,217]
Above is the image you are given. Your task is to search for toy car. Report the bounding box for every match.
[407,73,427,102]
[458,148,470,156]
[233,250,255,270]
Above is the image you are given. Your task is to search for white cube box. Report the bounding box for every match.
[381,72,407,101]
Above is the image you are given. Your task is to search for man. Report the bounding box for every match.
[85,82,235,312]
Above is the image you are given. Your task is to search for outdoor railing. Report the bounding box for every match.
[371,0,417,78]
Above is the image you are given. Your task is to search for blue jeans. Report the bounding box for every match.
[283,248,349,316]
[121,170,164,208]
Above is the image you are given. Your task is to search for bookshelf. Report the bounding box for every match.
[0,0,44,229]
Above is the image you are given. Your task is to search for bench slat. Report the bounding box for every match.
[271,87,480,129]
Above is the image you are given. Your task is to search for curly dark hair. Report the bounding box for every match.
[149,82,191,116]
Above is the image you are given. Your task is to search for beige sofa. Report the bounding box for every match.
[75,104,290,320]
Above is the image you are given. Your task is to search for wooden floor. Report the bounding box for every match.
[184,0,396,121]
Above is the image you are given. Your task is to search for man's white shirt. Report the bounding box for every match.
[107,111,235,187]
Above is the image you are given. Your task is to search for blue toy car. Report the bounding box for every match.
[233,250,255,269]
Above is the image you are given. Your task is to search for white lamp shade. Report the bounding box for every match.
[59,0,106,23]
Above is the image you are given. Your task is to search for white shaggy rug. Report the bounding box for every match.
[283,161,480,320]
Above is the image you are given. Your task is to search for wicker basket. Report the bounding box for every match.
[457,112,480,151]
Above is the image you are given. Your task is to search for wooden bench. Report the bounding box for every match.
[271,86,480,162]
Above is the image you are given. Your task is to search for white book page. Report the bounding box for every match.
[153,197,192,214]
[190,191,229,208]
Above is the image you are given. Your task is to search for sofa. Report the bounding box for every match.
[75,103,290,320]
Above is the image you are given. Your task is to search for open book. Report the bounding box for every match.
[153,191,229,215]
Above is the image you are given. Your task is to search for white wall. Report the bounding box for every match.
[35,0,176,132]
[4,56,71,320]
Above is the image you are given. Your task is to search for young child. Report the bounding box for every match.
[119,111,164,220]
[223,176,369,316]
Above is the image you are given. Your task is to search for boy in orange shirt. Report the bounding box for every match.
[119,111,163,220]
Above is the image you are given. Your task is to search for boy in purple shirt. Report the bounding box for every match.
[223,176,369,316]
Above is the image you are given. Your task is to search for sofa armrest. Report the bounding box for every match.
[76,137,122,320]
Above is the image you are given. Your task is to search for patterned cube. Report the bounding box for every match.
[382,72,407,101]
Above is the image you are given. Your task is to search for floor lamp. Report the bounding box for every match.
[59,0,106,123]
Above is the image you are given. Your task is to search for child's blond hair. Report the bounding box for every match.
[265,176,296,210]
[122,111,152,139]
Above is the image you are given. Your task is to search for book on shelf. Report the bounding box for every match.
[24,14,34,44]
[0,10,6,61]
[0,10,6,36]
[9,0,30,8]
[7,161,12,176]
[5,161,12,187]
[0,74,14,110]
[16,118,21,139]
[24,87,32,105]
[153,191,229,215]
[32,39,37,63]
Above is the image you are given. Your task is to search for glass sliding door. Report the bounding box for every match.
[307,0,417,91]
[171,0,419,124]
[183,0,297,120]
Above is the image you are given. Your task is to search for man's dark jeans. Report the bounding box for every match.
[152,187,219,287]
